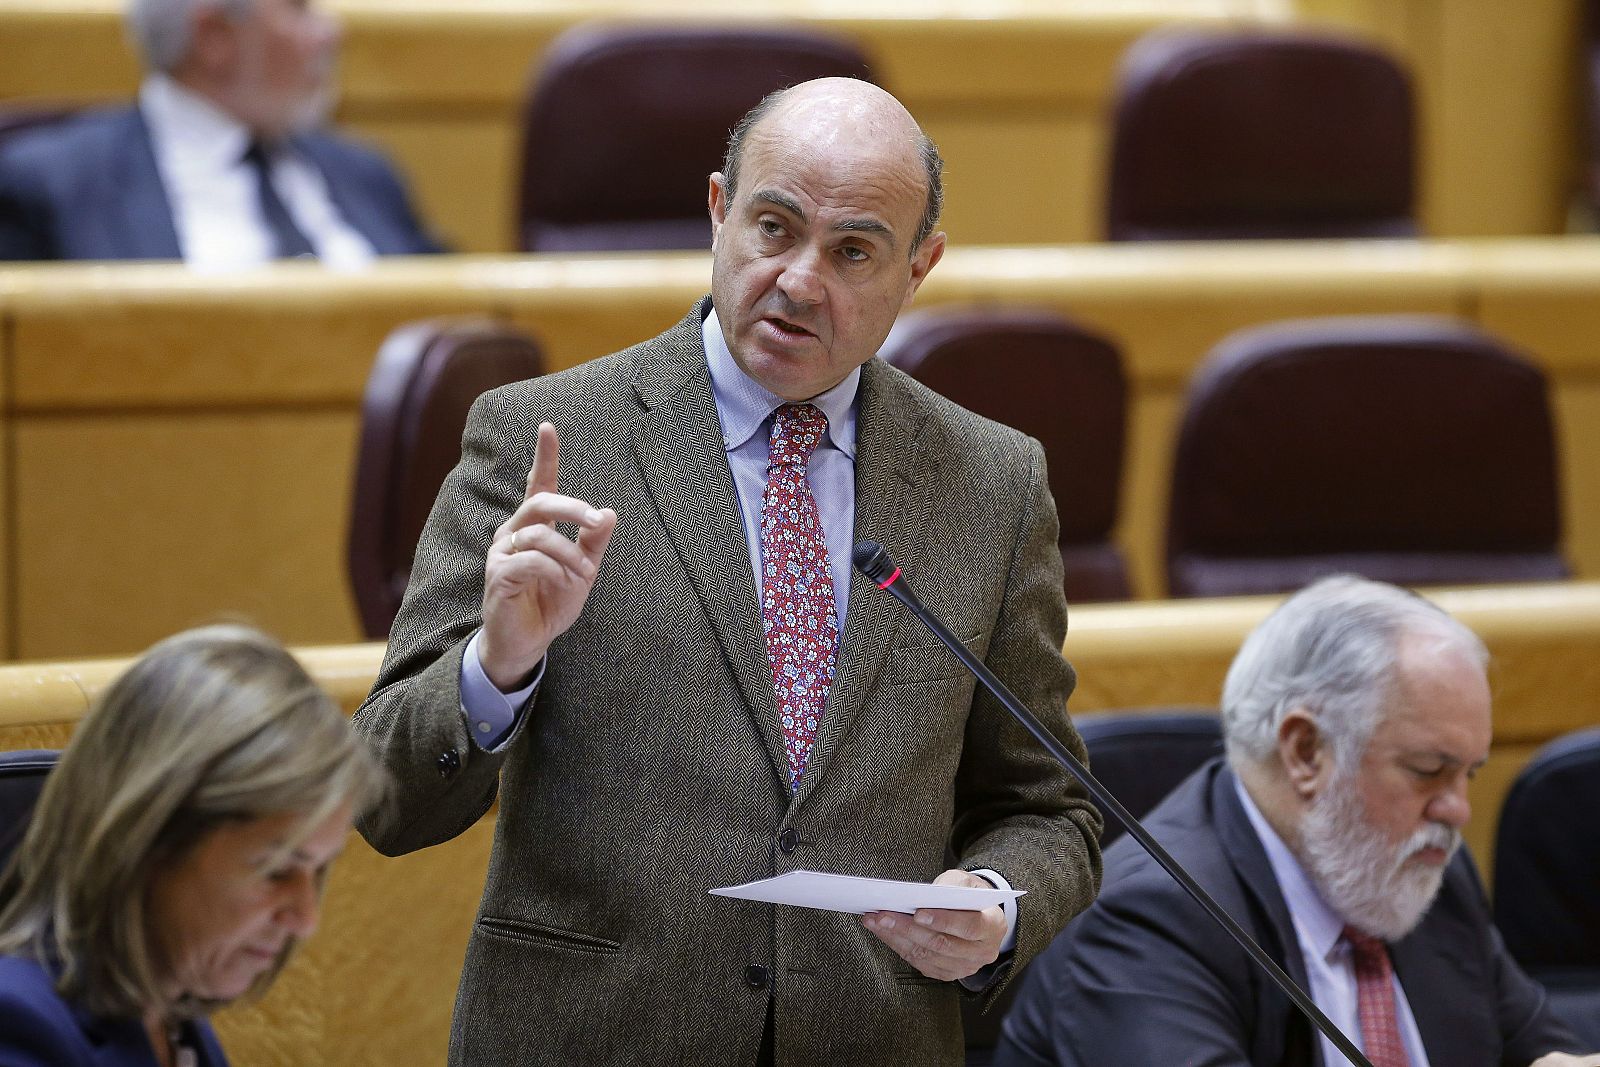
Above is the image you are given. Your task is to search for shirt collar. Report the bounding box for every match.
[1233,774,1348,963]
[140,73,256,173]
[702,306,859,459]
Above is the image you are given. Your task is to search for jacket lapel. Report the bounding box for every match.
[793,358,930,802]
[1214,766,1325,1067]
[631,301,790,788]
[121,108,182,260]
[1389,854,1491,1065]
[300,133,396,253]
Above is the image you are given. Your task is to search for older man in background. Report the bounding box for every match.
[0,0,443,267]
[997,575,1599,1067]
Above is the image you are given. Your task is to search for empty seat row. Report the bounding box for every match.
[521,24,1418,250]
[346,310,1566,635]
[1,23,1417,254]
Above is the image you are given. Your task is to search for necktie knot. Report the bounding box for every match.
[769,403,827,468]
[1342,926,1391,972]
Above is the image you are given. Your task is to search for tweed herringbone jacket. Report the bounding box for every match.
[354,300,1102,1066]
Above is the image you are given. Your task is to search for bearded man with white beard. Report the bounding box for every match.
[994,574,1600,1067]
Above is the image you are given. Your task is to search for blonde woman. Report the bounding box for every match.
[0,625,386,1067]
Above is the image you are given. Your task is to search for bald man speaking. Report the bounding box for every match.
[354,78,1101,1066]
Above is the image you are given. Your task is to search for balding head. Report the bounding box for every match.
[722,78,944,253]
[706,75,946,401]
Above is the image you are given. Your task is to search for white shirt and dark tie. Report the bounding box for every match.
[139,74,376,272]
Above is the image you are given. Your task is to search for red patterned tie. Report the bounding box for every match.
[1344,926,1409,1067]
[761,403,838,788]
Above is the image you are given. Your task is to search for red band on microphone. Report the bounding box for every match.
[877,567,901,590]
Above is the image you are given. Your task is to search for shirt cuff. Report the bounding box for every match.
[959,867,1018,993]
[459,629,543,751]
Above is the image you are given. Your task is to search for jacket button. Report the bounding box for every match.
[777,828,799,854]
[744,964,769,990]
[435,750,460,778]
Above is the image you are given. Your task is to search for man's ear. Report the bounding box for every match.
[902,230,946,309]
[1278,708,1332,800]
[707,172,729,251]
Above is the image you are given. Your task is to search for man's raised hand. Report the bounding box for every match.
[476,423,616,690]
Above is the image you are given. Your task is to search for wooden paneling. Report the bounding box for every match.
[11,411,361,658]
[5,238,1600,657]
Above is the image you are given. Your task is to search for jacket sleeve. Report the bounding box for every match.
[994,859,1270,1067]
[352,388,536,856]
[949,435,1103,1005]
[0,147,56,261]
[0,973,93,1065]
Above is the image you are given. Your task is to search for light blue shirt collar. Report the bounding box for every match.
[1234,774,1348,963]
[702,307,859,459]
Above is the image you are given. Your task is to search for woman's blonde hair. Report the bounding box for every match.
[0,624,386,1020]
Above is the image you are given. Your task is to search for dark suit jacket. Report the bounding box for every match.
[0,105,443,261]
[995,759,1580,1067]
[353,300,1103,1066]
[0,955,229,1066]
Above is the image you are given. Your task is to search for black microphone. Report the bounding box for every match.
[852,540,1372,1067]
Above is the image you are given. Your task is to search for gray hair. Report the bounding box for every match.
[1221,575,1487,770]
[0,624,387,1021]
[721,84,945,254]
[125,0,254,72]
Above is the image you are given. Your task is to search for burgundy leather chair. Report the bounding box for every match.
[878,307,1131,602]
[1166,315,1568,598]
[1107,29,1418,241]
[517,24,875,252]
[348,319,546,638]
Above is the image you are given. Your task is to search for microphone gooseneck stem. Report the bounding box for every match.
[851,540,1372,1067]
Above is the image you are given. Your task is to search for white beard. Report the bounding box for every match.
[1299,769,1460,940]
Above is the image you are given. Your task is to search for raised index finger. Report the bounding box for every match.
[525,422,560,500]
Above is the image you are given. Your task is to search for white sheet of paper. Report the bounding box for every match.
[709,870,1024,915]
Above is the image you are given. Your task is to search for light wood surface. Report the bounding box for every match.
[7,237,1600,659]
[0,582,1594,1065]
[0,0,1581,252]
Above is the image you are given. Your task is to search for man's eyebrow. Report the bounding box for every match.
[752,190,896,246]
[754,190,805,219]
[836,217,895,245]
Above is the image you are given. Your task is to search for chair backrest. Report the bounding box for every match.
[348,318,546,638]
[1494,727,1600,972]
[516,24,875,252]
[1166,315,1568,598]
[878,307,1131,602]
[0,749,59,878]
[1075,711,1222,847]
[1107,28,1418,241]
